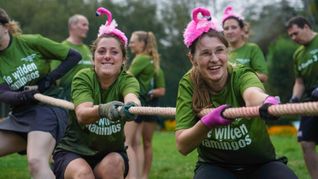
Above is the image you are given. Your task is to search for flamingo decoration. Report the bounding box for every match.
[183,7,220,48]
[96,7,128,46]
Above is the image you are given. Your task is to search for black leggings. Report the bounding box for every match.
[194,161,298,179]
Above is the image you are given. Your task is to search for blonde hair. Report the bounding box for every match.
[133,31,160,71]
[0,8,22,35]
[243,21,250,41]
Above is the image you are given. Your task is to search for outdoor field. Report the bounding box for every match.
[0,131,309,179]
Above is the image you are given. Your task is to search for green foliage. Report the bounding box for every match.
[266,36,298,102]
[265,36,299,125]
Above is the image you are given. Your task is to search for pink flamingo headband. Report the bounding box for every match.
[96,7,128,46]
[183,7,220,48]
[222,5,244,24]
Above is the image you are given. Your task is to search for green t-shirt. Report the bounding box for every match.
[176,65,275,165]
[154,67,165,88]
[229,43,268,74]
[55,68,139,155]
[293,35,318,99]
[128,54,155,98]
[0,34,69,96]
[50,40,92,100]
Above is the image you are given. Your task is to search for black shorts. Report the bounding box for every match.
[0,104,67,141]
[297,115,318,143]
[53,150,129,179]
[194,159,297,179]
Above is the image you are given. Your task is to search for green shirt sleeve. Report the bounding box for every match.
[129,56,149,76]
[155,68,165,88]
[176,72,197,130]
[249,43,268,74]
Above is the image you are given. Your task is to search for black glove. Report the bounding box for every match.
[37,75,54,93]
[17,89,38,104]
[289,96,300,103]
[119,102,137,121]
[311,87,318,101]
[259,96,280,121]
[98,101,124,121]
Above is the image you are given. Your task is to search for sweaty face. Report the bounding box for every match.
[93,37,125,78]
[192,36,228,83]
[223,18,244,44]
[72,16,89,39]
[129,34,145,54]
[288,24,309,45]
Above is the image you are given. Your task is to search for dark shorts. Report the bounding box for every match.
[194,159,297,179]
[53,150,129,179]
[0,104,68,142]
[297,115,318,143]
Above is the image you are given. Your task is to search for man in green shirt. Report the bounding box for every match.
[51,14,92,100]
[287,16,318,179]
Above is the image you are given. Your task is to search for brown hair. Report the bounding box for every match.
[189,29,228,113]
[0,8,22,35]
[91,34,127,67]
[132,31,160,71]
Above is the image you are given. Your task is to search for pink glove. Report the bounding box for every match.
[259,96,280,121]
[263,96,280,105]
[200,104,232,128]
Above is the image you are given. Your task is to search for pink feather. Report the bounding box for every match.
[221,5,244,24]
[183,7,220,48]
[96,7,128,47]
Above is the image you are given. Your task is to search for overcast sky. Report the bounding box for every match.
[192,0,304,20]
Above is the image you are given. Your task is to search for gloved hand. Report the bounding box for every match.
[98,101,124,121]
[119,102,138,121]
[200,104,232,129]
[311,87,318,101]
[289,96,300,103]
[259,96,280,121]
[17,89,38,104]
[37,75,54,93]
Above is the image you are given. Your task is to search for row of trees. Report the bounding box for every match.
[1,0,317,123]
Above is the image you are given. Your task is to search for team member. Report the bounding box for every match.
[0,8,81,179]
[53,7,140,179]
[176,7,297,179]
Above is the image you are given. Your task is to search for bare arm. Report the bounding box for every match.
[75,102,100,125]
[150,87,166,98]
[75,93,140,125]
[124,93,141,105]
[256,72,268,83]
[292,78,305,98]
[175,121,210,155]
[242,87,268,106]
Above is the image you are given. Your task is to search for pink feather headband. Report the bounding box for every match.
[183,7,220,48]
[222,5,244,24]
[96,7,128,47]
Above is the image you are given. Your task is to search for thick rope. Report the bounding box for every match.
[34,93,318,118]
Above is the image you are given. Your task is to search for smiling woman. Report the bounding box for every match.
[51,7,141,179]
[175,7,298,179]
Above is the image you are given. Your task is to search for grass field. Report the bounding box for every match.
[0,131,309,179]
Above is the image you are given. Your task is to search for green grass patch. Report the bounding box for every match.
[0,132,309,179]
